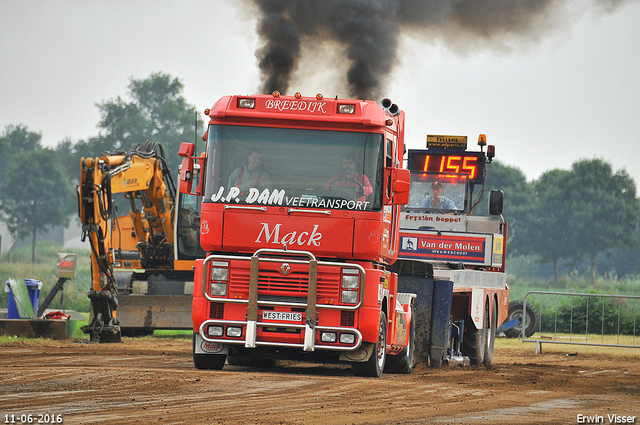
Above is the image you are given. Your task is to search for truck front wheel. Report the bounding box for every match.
[353,311,387,378]
[385,306,415,374]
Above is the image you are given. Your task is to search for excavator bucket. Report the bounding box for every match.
[80,291,122,343]
[81,319,122,343]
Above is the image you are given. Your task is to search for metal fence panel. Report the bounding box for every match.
[522,291,640,353]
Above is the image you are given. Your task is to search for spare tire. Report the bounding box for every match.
[503,300,539,338]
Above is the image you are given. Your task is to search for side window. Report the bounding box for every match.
[386,139,394,201]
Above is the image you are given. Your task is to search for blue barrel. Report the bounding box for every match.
[5,279,42,319]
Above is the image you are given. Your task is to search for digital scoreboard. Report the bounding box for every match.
[407,151,486,184]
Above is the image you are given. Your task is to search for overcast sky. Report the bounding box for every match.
[2,0,640,185]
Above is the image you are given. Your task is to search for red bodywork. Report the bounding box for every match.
[183,93,412,361]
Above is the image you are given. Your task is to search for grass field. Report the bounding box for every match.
[1,241,92,312]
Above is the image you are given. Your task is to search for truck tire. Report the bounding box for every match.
[385,305,415,374]
[462,306,487,365]
[192,334,226,370]
[353,311,387,378]
[483,299,497,365]
[503,300,539,338]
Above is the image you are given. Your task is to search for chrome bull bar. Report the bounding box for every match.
[199,319,363,351]
[200,248,366,352]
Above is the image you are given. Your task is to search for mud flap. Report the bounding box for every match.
[194,333,229,354]
[339,342,374,362]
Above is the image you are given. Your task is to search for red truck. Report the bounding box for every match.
[179,93,414,377]
[179,93,508,376]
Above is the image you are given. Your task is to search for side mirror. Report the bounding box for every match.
[392,168,411,205]
[179,157,194,194]
[179,142,204,195]
[489,189,504,216]
[179,142,195,158]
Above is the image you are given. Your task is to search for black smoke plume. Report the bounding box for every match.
[250,0,635,100]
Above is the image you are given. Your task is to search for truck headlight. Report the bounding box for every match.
[341,290,358,304]
[226,327,243,337]
[342,271,359,289]
[211,267,229,282]
[210,282,227,296]
[321,332,337,343]
[207,326,223,337]
[340,333,356,344]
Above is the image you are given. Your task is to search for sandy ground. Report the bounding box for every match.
[1,336,639,425]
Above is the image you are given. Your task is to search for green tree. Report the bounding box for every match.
[474,160,536,256]
[55,135,111,183]
[564,159,639,281]
[0,124,42,179]
[93,72,203,173]
[0,149,73,262]
[527,169,574,281]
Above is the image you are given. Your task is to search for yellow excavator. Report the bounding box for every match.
[78,141,203,342]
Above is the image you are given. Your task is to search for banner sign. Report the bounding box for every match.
[398,232,490,264]
[400,212,467,232]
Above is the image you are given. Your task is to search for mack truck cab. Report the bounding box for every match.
[179,93,414,377]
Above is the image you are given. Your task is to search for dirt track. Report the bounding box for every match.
[1,336,639,424]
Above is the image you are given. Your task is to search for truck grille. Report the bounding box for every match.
[229,266,341,300]
[341,310,355,326]
[210,302,224,319]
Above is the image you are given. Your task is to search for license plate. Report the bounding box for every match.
[262,311,302,322]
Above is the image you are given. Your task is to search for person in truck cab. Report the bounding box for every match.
[323,154,373,202]
[421,181,456,210]
[228,149,272,196]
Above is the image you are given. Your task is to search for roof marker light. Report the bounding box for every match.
[237,98,255,109]
[316,93,324,100]
[272,91,280,97]
[337,104,355,114]
[204,109,211,116]
[295,92,302,99]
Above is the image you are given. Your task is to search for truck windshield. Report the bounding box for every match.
[204,125,384,212]
[402,172,468,214]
